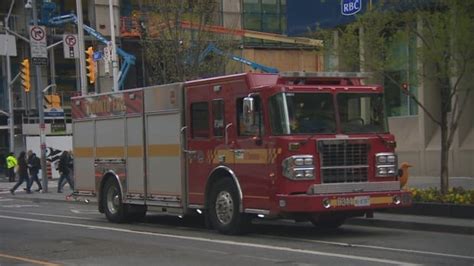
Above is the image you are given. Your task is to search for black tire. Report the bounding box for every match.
[309,214,346,229]
[208,178,250,235]
[102,178,129,223]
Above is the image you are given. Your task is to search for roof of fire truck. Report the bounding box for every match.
[185,71,380,92]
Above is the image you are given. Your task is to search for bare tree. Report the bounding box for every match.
[315,0,473,194]
[141,0,236,84]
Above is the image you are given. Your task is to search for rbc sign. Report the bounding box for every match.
[341,0,362,16]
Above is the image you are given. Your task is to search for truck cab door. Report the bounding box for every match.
[232,95,273,210]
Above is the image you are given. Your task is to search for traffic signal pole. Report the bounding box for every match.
[76,0,87,95]
[5,0,15,153]
[30,0,48,193]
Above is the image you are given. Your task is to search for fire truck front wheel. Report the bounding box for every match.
[208,178,250,235]
[102,178,129,223]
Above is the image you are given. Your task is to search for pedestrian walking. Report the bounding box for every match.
[57,151,74,193]
[27,150,43,192]
[10,151,31,194]
[6,152,17,182]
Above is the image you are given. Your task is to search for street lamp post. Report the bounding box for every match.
[5,0,15,153]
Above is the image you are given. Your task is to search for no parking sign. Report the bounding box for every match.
[63,34,79,59]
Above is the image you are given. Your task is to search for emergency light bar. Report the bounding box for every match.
[280,71,371,79]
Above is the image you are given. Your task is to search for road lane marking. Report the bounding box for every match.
[0,214,416,265]
[255,234,474,261]
[0,253,60,266]
[1,204,39,208]
[0,209,98,221]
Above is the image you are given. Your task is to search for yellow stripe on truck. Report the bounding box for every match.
[74,147,93,158]
[96,147,125,157]
[148,144,180,157]
[127,146,143,157]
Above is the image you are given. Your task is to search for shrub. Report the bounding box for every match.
[410,187,474,205]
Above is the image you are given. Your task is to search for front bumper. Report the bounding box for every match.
[276,190,412,213]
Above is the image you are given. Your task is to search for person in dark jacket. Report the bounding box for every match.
[27,150,42,192]
[57,151,74,193]
[10,151,31,194]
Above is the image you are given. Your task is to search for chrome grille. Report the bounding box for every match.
[318,139,369,183]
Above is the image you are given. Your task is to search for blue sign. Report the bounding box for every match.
[341,0,362,16]
[93,51,102,61]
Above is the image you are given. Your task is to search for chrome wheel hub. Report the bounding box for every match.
[106,186,120,214]
[215,191,234,225]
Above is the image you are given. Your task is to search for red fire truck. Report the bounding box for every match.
[72,72,412,234]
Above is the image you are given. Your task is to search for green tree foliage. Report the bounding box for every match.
[141,0,234,84]
[315,0,474,194]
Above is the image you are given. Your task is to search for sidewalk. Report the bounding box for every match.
[1,175,473,235]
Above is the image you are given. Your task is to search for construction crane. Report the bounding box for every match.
[40,2,135,89]
[199,43,279,74]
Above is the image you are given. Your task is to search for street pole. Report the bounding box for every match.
[109,0,119,92]
[31,0,48,193]
[76,0,87,95]
[5,0,15,153]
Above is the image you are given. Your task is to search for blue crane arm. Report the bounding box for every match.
[45,13,136,89]
[199,44,279,74]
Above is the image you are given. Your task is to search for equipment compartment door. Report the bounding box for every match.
[145,112,183,203]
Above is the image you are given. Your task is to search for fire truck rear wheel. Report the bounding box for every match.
[208,178,249,235]
[103,178,129,223]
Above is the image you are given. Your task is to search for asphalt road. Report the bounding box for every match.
[0,196,473,266]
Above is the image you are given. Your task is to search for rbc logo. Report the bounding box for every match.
[341,0,362,16]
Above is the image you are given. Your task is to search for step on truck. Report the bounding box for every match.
[72,72,412,234]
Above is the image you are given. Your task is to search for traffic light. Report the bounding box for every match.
[85,46,96,84]
[20,59,31,93]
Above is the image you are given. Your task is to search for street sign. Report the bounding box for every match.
[29,25,48,65]
[93,51,102,61]
[63,34,79,59]
[44,107,65,119]
[0,34,17,56]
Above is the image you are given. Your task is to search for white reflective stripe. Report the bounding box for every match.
[309,181,400,194]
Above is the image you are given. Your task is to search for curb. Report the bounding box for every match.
[346,217,474,235]
[382,202,474,219]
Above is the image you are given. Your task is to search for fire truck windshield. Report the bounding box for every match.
[269,92,388,135]
[337,93,388,134]
[269,93,336,135]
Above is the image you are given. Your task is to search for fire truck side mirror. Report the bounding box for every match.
[243,97,255,127]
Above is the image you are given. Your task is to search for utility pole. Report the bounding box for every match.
[5,0,15,153]
[76,0,87,95]
[30,0,48,193]
[109,0,119,92]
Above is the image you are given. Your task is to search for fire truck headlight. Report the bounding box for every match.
[387,155,397,164]
[375,153,397,177]
[377,155,387,164]
[282,155,315,180]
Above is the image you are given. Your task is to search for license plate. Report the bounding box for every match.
[354,196,370,207]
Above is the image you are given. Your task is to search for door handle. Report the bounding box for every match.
[233,149,244,159]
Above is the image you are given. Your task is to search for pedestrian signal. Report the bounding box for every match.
[21,59,31,93]
[85,47,96,84]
